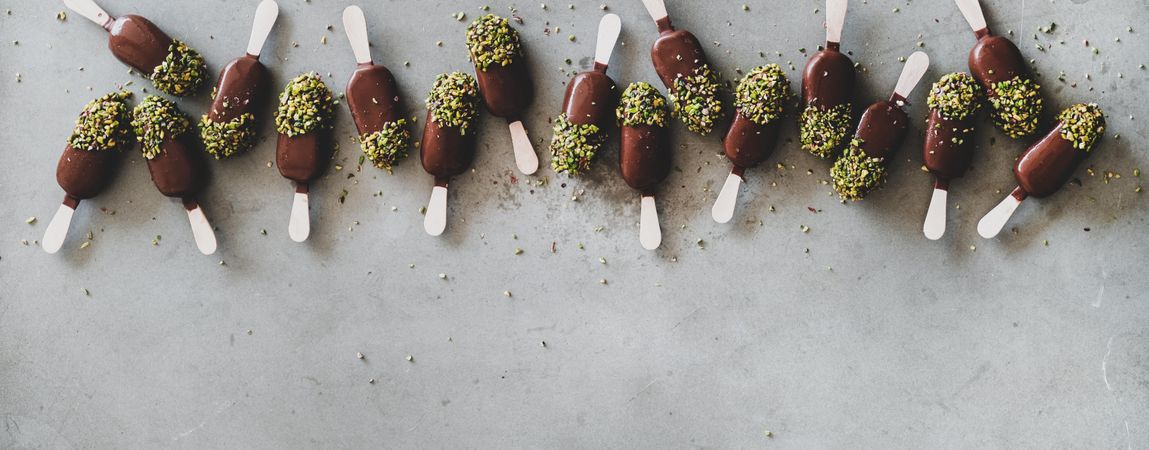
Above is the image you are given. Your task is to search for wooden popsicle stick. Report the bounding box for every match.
[639,0,668,23]
[977,188,1026,239]
[508,120,539,175]
[185,201,218,255]
[424,185,448,236]
[893,51,930,101]
[922,183,948,240]
[711,171,742,224]
[246,0,279,57]
[640,195,662,250]
[825,0,848,45]
[594,14,622,68]
[42,202,77,254]
[288,187,310,242]
[954,0,987,34]
[62,0,112,28]
[342,5,373,65]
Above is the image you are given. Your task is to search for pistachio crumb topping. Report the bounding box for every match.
[426,72,480,133]
[68,91,133,152]
[360,119,412,170]
[131,95,191,159]
[151,40,207,97]
[830,138,886,201]
[1057,103,1105,151]
[799,103,852,158]
[734,64,791,126]
[928,72,981,121]
[669,64,723,134]
[274,73,335,137]
[466,14,522,71]
[549,114,605,175]
[617,82,668,128]
[199,113,256,159]
[987,76,1042,138]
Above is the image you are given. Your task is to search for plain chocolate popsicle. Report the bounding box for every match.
[43,91,133,254]
[343,6,411,172]
[131,96,217,255]
[549,14,622,176]
[274,73,336,242]
[617,82,671,250]
[800,0,854,159]
[200,0,278,159]
[641,0,723,136]
[421,72,482,236]
[466,14,538,175]
[955,0,1042,139]
[921,72,982,240]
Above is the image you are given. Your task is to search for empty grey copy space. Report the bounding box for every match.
[1,0,1147,448]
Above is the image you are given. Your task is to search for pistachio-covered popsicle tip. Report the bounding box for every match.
[151,40,208,97]
[275,73,336,137]
[426,72,480,133]
[928,72,982,121]
[68,91,134,152]
[466,14,522,71]
[617,82,669,128]
[734,64,791,126]
[1057,103,1105,151]
[549,115,604,176]
[800,103,852,159]
[670,64,723,135]
[199,111,256,160]
[131,96,191,160]
[830,138,886,201]
[360,120,412,171]
[987,76,1042,139]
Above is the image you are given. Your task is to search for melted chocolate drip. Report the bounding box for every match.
[107,15,173,74]
[474,60,533,120]
[208,55,269,123]
[619,125,671,194]
[1014,124,1086,198]
[724,113,780,169]
[56,145,123,200]
[421,111,476,183]
[346,63,403,135]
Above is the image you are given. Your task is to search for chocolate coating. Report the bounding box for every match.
[562,69,617,129]
[923,111,977,180]
[107,15,172,74]
[474,60,533,120]
[421,111,476,182]
[724,113,780,169]
[650,19,707,90]
[619,125,671,194]
[854,101,909,159]
[1014,124,1086,198]
[56,145,123,200]
[802,45,855,109]
[208,54,268,123]
[968,34,1028,88]
[276,131,331,184]
[346,63,403,135]
[146,137,208,199]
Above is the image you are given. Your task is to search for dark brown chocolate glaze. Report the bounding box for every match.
[107,15,173,74]
[56,145,123,200]
[562,68,617,129]
[650,18,707,90]
[346,63,403,135]
[276,130,331,184]
[146,136,208,199]
[1013,124,1086,198]
[854,100,909,159]
[619,125,671,194]
[923,111,977,181]
[724,113,780,170]
[968,33,1029,88]
[208,54,269,123]
[421,111,476,183]
[474,59,533,120]
[801,44,855,109]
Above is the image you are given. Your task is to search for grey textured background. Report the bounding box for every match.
[2,0,1148,448]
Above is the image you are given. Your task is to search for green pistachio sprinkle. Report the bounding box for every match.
[466,14,522,71]
[1057,103,1105,151]
[360,119,412,170]
[669,64,723,135]
[199,113,256,159]
[734,64,791,126]
[830,138,886,201]
[68,91,133,152]
[150,40,207,97]
[928,72,982,121]
[131,96,191,159]
[427,72,480,133]
[987,76,1042,138]
[274,73,335,137]
[799,103,852,158]
[617,82,669,128]
[549,114,605,175]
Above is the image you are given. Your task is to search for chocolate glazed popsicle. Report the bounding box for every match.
[422,72,482,236]
[977,104,1105,239]
[343,5,411,172]
[640,0,723,136]
[131,97,217,255]
[831,52,930,201]
[800,0,855,159]
[63,0,207,97]
[199,0,278,159]
[956,0,1042,139]
[274,73,336,243]
[617,82,672,251]
[43,92,133,254]
[548,14,622,175]
[712,64,792,224]
[466,14,538,175]
[921,73,982,240]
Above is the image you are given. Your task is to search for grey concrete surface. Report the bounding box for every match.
[1,0,1147,448]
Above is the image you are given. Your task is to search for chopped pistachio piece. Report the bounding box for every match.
[360,119,411,170]
[131,96,191,159]
[928,72,981,121]
[426,72,480,133]
[150,40,207,97]
[987,76,1042,138]
[200,112,256,159]
[274,73,335,137]
[669,64,723,135]
[68,91,133,152]
[466,14,522,71]
[549,114,605,175]
[830,138,886,201]
[616,82,668,128]
[734,64,791,126]
[1057,103,1105,151]
[799,103,852,158]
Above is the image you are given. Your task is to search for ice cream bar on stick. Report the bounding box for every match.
[43,92,133,254]
[421,72,482,236]
[273,73,336,243]
[466,14,538,175]
[799,0,855,159]
[921,72,982,240]
[548,14,621,176]
[617,82,672,250]
[956,0,1042,139]
[343,5,411,172]
[641,0,723,136]
[62,0,207,97]
[977,103,1105,239]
